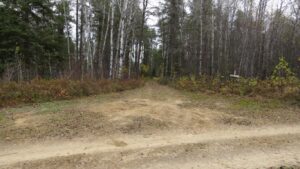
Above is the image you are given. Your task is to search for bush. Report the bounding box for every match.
[0,79,144,108]
[271,57,297,93]
[158,57,300,100]
[160,76,299,100]
[238,78,258,96]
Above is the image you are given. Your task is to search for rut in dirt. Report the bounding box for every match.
[1,125,300,167]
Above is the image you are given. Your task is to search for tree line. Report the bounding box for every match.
[159,0,300,79]
[0,0,299,82]
[0,0,154,81]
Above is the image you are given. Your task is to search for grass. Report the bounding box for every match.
[182,90,300,125]
[0,100,73,116]
[0,91,115,117]
[1,80,297,125]
[32,100,76,115]
[183,89,290,113]
[232,99,282,112]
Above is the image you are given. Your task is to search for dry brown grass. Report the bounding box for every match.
[0,79,144,108]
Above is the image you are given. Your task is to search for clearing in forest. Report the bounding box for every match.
[0,82,300,169]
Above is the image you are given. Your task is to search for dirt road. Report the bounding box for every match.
[1,82,300,169]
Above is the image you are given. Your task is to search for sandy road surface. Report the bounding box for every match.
[1,125,300,168]
[0,82,299,169]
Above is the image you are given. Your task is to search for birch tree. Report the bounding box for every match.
[109,0,115,79]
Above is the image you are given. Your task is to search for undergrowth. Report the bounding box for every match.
[162,76,300,101]
[160,57,300,101]
[0,79,144,108]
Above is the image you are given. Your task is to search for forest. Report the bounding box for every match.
[0,0,299,81]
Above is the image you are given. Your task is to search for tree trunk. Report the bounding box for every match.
[211,2,215,75]
[137,0,148,79]
[79,0,85,80]
[199,0,203,76]
[109,0,115,79]
[76,0,79,62]
[100,5,110,79]
[118,0,129,79]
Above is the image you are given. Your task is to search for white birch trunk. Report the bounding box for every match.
[109,0,115,79]
[118,0,129,79]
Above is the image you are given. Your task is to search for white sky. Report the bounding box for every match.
[147,0,163,27]
[146,0,284,26]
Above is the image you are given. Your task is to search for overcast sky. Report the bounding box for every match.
[147,0,163,27]
[146,0,284,26]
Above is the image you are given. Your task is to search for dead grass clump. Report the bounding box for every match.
[0,79,144,108]
[0,110,112,142]
[119,116,169,134]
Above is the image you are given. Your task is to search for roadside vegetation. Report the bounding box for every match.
[160,57,300,105]
[0,79,144,108]
[1,81,299,144]
[164,77,299,102]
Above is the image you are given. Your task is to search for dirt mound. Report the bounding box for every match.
[1,111,111,142]
[119,116,169,134]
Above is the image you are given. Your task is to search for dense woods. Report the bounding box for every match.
[0,0,155,80]
[0,0,299,81]
[159,0,300,79]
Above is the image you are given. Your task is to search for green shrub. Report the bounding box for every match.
[141,64,150,77]
[271,57,297,89]
[176,76,197,91]
[238,78,258,96]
